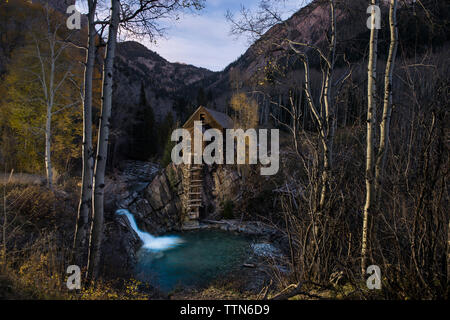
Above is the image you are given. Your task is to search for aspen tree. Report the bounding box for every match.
[73,0,98,268]
[361,0,380,276]
[31,4,75,190]
[375,0,398,198]
[87,0,120,280]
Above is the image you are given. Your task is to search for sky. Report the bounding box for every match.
[76,0,304,72]
[141,0,303,71]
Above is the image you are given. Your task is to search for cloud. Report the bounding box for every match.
[142,12,249,71]
[149,36,245,72]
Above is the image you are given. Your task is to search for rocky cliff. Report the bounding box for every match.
[110,162,241,236]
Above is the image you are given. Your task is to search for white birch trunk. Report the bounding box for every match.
[362,0,380,276]
[41,9,56,191]
[45,104,53,190]
[375,0,398,198]
[73,0,97,268]
[319,0,337,210]
[87,0,120,280]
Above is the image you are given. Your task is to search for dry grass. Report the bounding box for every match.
[0,183,151,300]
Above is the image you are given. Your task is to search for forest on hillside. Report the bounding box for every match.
[0,0,448,302]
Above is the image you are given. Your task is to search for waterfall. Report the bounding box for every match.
[116,209,184,251]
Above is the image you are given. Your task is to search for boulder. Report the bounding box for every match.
[145,171,173,211]
[101,214,142,278]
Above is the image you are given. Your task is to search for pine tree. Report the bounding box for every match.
[130,82,157,160]
[196,87,208,106]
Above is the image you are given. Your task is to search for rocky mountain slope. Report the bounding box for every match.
[186,0,371,112]
[111,1,368,127]
[109,41,215,164]
[110,0,372,127]
[113,41,214,122]
[185,0,449,115]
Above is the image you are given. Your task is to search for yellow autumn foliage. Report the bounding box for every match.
[230,92,259,130]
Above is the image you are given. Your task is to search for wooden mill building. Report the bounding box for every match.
[181,106,234,228]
